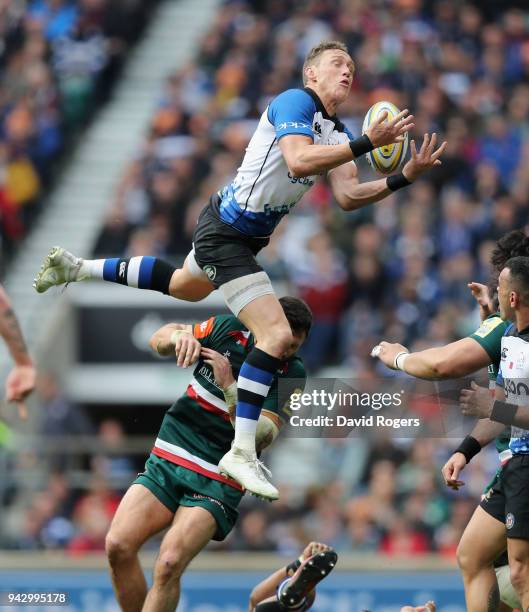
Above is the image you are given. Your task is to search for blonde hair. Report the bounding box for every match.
[302,41,353,85]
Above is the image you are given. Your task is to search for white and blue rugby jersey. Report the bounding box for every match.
[217,87,353,237]
[497,323,529,454]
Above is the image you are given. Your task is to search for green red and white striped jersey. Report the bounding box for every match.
[153,314,306,490]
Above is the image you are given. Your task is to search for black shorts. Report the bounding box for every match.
[192,195,270,289]
[480,454,529,539]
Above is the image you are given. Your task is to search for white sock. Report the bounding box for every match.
[234,416,257,453]
[79,259,105,280]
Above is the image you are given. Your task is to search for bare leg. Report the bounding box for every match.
[105,484,174,612]
[237,293,293,358]
[457,506,506,612]
[142,505,217,612]
[168,258,214,302]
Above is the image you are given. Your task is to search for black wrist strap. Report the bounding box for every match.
[454,435,481,463]
[386,172,412,192]
[286,558,302,574]
[349,134,374,158]
[491,400,518,426]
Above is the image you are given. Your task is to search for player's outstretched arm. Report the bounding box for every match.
[150,323,200,367]
[278,109,413,178]
[328,133,446,211]
[372,337,491,380]
[0,284,36,418]
[441,418,502,491]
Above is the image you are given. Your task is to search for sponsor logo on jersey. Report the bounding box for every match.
[194,317,215,339]
[474,317,503,338]
[504,379,529,397]
[278,121,312,131]
[287,172,314,186]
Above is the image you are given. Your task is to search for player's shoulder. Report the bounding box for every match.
[471,314,509,339]
[268,88,316,116]
[210,314,248,334]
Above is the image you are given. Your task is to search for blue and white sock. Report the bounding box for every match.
[234,347,282,452]
[80,256,175,294]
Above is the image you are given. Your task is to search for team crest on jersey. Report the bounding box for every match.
[203,265,216,281]
[506,513,515,529]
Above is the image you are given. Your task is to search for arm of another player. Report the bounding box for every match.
[149,323,201,367]
[442,416,505,490]
[373,337,491,380]
[248,542,331,611]
[462,380,529,429]
[0,284,36,418]
[327,133,447,211]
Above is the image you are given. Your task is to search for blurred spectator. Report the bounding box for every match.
[0,0,160,265]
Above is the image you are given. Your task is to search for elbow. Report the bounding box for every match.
[335,196,355,211]
[287,159,312,178]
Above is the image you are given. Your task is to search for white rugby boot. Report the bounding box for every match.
[219,447,279,501]
[33,246,87,293]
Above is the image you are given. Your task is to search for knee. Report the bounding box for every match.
[153,549,187,586]
[259,322,294,357]
[105,531,138,566]
[456,541,477,575]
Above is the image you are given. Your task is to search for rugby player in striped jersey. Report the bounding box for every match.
[34,40,445,500]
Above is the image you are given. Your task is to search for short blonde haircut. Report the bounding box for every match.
[302,41,353,85]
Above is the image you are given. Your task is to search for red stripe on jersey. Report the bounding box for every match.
[186,385,230,421]
[151,447,243,491]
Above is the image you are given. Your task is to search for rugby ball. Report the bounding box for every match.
[362,101,409,174]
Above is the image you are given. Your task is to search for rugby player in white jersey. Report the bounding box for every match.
[34,41,446,500]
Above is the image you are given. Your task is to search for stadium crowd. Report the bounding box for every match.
[2,0,529,557]
[0,0,159,269]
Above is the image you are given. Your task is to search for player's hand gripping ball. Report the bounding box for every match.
[362,101,409,174]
